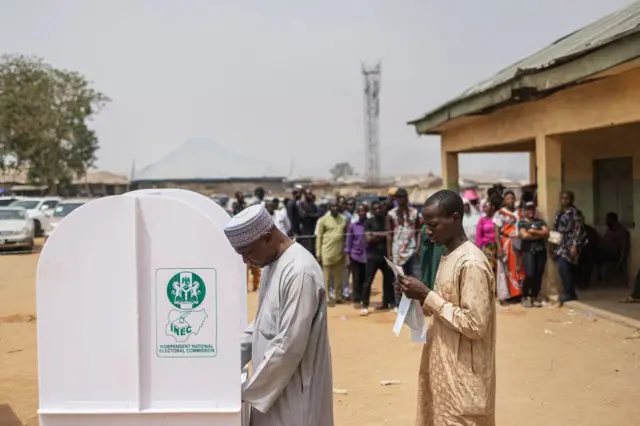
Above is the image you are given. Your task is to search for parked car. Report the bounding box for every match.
[0,196,23,206]
[46,198,92,238]
[10,197,60,237]
[0,207,35,251]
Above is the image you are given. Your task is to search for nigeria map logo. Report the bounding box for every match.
[165,271,208,342]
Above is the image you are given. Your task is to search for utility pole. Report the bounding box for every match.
[362,61,381,185]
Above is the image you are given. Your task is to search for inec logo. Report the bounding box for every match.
[167,271,206,309]
[165,271,208,342]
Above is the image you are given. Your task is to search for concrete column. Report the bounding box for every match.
[529,151,537,184]
[441,149,460,193]
[536,134,562,298]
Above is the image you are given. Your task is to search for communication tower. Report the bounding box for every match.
[362,62,381,185]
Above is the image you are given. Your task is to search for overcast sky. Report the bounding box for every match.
[0,0,631,178]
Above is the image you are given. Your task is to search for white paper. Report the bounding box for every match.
[386,257,427,343]
[384,256,404,278]
[392,294,410,336]
[393,295,427,343]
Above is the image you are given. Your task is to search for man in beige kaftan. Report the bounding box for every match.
[398,190,496,426]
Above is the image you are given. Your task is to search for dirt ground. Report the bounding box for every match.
[2,244,640,425]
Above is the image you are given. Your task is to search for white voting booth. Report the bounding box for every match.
[124,188,248,328]
[36,192,248,425]
[123,189,250,422]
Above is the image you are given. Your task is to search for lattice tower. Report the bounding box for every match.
[362,62,381,185]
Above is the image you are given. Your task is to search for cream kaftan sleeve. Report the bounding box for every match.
[422,260,493,340]
[240,321,254,369]
[242,272,319,413]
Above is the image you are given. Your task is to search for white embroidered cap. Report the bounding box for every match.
[224,204,274,249]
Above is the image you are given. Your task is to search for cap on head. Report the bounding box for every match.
[224,205,274,249]
[525,201,536,209]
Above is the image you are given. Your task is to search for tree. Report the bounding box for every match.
[0,54,109,194]
[329,162,354,181]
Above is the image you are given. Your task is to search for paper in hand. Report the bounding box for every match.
[384,256,404,278]
[386,257,427,343]
[392,295,427,343]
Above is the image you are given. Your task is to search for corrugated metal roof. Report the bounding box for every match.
[414,0,640,123]
[133,139,285,181]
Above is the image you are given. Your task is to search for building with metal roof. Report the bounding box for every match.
[410,0,640,134]
[131,139,286,195]
[408,1,640,303]
[0,169,129,197]
[132,138,283,181]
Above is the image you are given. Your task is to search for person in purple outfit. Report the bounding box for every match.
[345,204,369,313]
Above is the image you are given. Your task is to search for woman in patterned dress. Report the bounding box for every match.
[493,191,524,303]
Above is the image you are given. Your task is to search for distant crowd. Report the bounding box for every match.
[226,183,638,425]
[229,183,636,309]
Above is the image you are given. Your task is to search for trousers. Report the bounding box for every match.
[557,256,578,302]
[363,257,394,308]
[350,259,367,303]
[323,258,346,302]
[522,250,546,299]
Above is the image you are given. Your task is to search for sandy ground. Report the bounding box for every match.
[2,245,640,425]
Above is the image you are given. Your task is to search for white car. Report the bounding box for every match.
[10,197,60,237]
[0,196,24,206]
[0,207,36,250]
[46,198,92,238]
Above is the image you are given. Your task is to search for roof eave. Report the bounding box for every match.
[409,31,640,135]
[409,83,514,135]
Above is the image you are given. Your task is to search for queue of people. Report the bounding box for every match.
[224,183,633,426]
[232,186,425,315]
[226,189,499,425]
[470,184,632,308]
[232,183,630,310]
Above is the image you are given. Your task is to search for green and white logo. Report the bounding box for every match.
[167,271,206,310]
[165,271,208,343]
[156,267,217,358]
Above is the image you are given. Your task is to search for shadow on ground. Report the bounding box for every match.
[575,287,640,323]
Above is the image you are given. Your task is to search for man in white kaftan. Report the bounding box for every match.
[224,204,334,426]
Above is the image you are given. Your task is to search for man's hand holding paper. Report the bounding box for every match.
[396,275,430,305]
[385,257,428,343]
